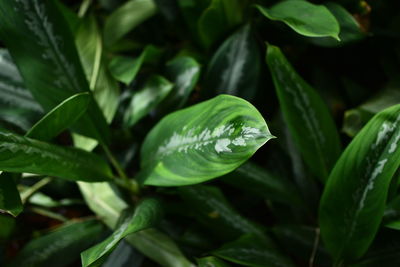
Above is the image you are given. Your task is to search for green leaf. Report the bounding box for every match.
[197,0,243,48]
[8,220,105,267]
[0,130,113,182]
[0,172,23,217]
[311,2,365,47]
[104,0,157,47]
[123,75,173,127]
[203,24,260,100]
[78,181,195,267]
[81,198,162,267]
[179,185,265,240]
[140,94,274,186]
[319,104,400,261]
[221,161,304,207]
[102,240,144,267]
[266,45,341,182]
[0,49,43,130]
[256,0,340,40]
[213,234,295,267]
[197,256,231,267]
[26,93,90,141]
[161,56,201,110]
[0,0,110,144]
[75,15,120,124]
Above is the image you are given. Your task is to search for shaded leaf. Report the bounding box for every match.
[0,0,110,144]
[81,198,162,267]
[102,240,144,267]
[8,220,104,267]
[140,94,274,186]
[204,24,260,100]
[266,44,341,182]
[256,0,340,39]
[0,130,113,182]
[319,104,400,261]
[213,234,295,267]
[197,256,231,267]
[0,172,22,217]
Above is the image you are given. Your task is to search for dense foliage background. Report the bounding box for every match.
[0,0,400,266]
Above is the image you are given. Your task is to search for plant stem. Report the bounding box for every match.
[309,227,320,267]
[21,177,53,204]
[29,207,68,222]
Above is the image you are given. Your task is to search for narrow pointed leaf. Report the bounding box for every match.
[104,0,157,47]
[204,24,260,100]
[179,185,265,240]
[140,94,274,186]
[0,130,113,182]
[319,104,400,261]
[81,198,162,267]
[197,256,231,267]
[213,234,295,267]
[8,220,104,267]
[266,45,341,182]
[0,0,110,144]
[0,172,23,217]
[123,75,173,127]
[26,93,90,141]
[256,0,340,40]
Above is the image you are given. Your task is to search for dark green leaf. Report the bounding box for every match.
[8,220,104,267]
[104,0,157,47]
[197,256,231,267]
[213,234,295,267]
[0,130,113,182]
[204,24,260,100]
[256,0,340,40]
[179,185,265,240]
[266,44,341,182]
[123,75,173,127]
[102,240,144,267]
[0,172,22,217]
[0,0,110,144]
[26,93,90,141]
[319,104,400,261]
[81,198,162,267]
[140,94,274,186]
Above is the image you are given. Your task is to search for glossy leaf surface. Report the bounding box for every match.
[256,0,340,39]
[266,45,341,181]
[204,24,260,100]
[0,0,110,144]
[0,130,113,182]
[82,198,162,267]
[140,94,274,186]
[0,172,22,217]
[123,75,173,127]
[320,104,400,261]
[8,220,104,267]
[26,93,89,141]
[179,185,265,240]
[213,234,295,267]
[104,0,157,47]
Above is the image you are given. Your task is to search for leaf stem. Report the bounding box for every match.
[21,177,53,204]
[309,227,320,267]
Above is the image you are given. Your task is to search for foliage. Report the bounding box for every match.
[0,0,399,266]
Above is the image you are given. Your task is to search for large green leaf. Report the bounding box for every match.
[266,45,341,182]
[26,93,89,141]
[75,15,120,124]
[0,49,43,130]
[78,182,194,267]
[0,0,110,144]
[0,172,22,217]
[123,75,173,127]
[0,130,113,182]
[179,185,265,240]
[203,24,260,100]
[213,234,295,267]
[8,220,104,267]
[81,198,162,267]
[103,0,157,47]
[139,94,274,186]
[256,0,340,40]
[319,104,400,261]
